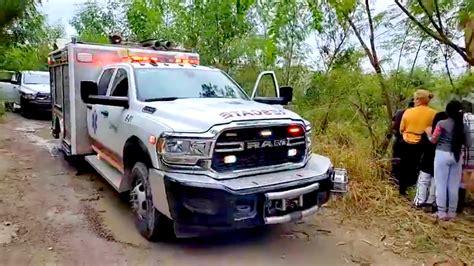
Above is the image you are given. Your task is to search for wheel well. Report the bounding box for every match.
[123,136,153,190]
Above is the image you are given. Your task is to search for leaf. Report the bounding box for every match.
[420,0,435,15]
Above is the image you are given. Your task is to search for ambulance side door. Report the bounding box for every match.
[86,67,115,147]
[102,67,131,156]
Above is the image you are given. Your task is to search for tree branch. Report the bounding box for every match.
[346,15,375,65]
[433,0,444,35]
[417,0,444,36]
[394,0,472,65]
[409,38,424,78]
[394,0,442,43]
[440,43,455,89]
[395,23,411,85]
[365,0,378,62]
[326,29,348,71]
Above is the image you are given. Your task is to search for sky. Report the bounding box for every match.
[39,0,90,37]
[39,0,467,74]
[40,0,395,35]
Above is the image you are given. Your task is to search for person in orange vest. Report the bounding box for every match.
[399,89,437,195]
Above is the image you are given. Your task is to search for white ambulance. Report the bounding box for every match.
[49,39,348,241]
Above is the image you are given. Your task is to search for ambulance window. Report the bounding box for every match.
[98,69,114,95]
[110,69,128,97]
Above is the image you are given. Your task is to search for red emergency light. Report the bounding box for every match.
[288,125,304,137]
[75,52,200,66]
[128,54,200,65]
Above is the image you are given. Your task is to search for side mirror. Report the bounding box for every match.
[89,95,129,108]
[81,80,128,108]
[253,86,293,105]
[254,97,288,105]
[279,86,293,105]
[80,81,98,103]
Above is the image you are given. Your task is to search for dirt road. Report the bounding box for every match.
[0,114,413,265]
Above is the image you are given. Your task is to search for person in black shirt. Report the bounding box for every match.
[391,99,414,183]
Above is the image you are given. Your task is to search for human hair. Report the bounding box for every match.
[432,111,448,132]
[408,98,415,108]
[445,100,465,162]
[414,89,434,106]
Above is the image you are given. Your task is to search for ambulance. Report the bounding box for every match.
[49,38,348,241]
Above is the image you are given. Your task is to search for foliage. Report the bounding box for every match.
[394,0,474,66]
[0,0,37,39]
[0,0,472,261]
[71,0,126,43]
[0,0,64,72]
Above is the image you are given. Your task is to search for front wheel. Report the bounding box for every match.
[19,97,30,118]
[129,162,174,241]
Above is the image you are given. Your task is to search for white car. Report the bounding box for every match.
[1,71,51,116]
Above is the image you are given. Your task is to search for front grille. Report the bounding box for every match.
[211,125,306,172]
[36,93,51,101]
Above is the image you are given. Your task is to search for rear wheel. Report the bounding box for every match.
[129,162,174,241]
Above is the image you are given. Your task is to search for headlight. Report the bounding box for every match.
[22,93,36,100]
[157,135,213,165]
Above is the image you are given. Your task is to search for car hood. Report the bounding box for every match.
[21,84,50,94]
[144,98,304,133]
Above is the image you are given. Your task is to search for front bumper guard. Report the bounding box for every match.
[263,168,349,225]
[264,182,321,224]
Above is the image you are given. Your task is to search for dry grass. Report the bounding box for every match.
[313,126,474,264]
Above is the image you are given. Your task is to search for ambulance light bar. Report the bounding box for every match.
[128,55,200,65]
[48,52,200,66]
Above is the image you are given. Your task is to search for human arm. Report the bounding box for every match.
[399,112,406,134]
[428,125,442,144]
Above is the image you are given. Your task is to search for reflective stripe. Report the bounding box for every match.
[90,139,124,173]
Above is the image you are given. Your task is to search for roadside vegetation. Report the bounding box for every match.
[0,0,473,262]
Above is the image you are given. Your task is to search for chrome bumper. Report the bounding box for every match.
[264,182,321,225]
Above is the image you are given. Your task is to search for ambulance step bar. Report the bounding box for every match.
[85,155,127,193]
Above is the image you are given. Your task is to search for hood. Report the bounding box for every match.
[144,98,303,133]
[21,84,50,94]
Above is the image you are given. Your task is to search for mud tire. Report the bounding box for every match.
[130,162,174,241]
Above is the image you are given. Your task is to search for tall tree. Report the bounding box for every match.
[0,0,37,31]
[70,0,126,43]
[328,0,394,122]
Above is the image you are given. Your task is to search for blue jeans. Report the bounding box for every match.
[434,150,463,216]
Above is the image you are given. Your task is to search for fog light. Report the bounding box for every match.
[260,130,272,137]
[224,155,237,164]
[288,148,297,157]
[183,198,218,215]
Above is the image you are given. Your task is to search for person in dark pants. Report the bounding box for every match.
[399,90,437,195]
[391,99,414,183]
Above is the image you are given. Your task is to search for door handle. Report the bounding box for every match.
[86,105,92,110]
[100,110,109,117]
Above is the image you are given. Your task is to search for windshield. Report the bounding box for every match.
[23,73,49,85]
[135,68,248,101]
